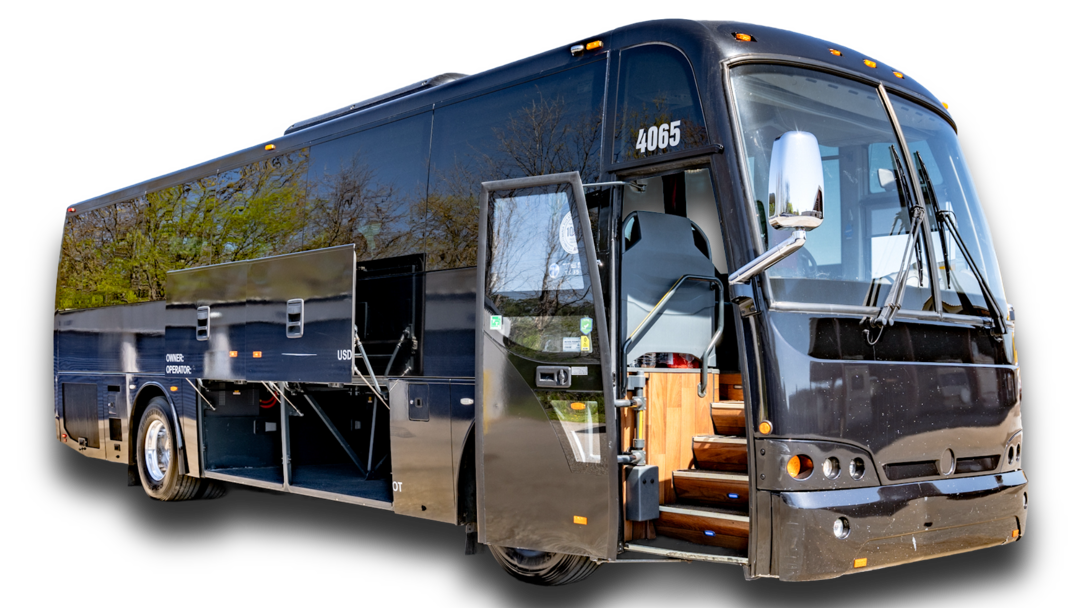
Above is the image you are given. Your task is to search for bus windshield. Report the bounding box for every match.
[731,64,1006,319]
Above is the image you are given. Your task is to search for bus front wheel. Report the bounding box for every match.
[489,545,599,585]
[135,397,202,501]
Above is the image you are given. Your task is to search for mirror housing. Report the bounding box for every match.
[768,131,824,230]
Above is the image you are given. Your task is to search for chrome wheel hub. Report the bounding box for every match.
[144,420,171,482]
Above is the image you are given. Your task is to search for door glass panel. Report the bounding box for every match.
[486,184,598,364]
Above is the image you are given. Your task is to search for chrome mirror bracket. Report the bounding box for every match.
[729,229,806,285]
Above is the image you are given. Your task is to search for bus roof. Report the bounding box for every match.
[67,19,948,214]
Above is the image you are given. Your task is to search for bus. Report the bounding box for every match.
[53,18,1026,585]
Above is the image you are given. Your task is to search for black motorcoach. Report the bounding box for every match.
[53,19,1026,584]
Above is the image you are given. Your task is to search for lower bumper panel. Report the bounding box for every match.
[771,470,1027,581]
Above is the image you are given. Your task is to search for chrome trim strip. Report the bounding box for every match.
[623,543,749,565]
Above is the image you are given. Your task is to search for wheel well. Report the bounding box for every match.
[129,385,168,465]
[457,425,477,525]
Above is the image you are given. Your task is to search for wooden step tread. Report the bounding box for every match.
[691,435,748,472]
[656,503,749,550]
[674,470,748,482]
[710,401,745,410]
[710,401,746,436]
[672,469,749,509]
[693,435,746,444]
[660,504,749,523]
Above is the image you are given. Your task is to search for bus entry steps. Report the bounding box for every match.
[652,397,747,552]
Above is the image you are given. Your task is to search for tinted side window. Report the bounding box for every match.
[56,151,310,310]
[304,113,431,262]
[613,45,707,164]
[427,60,607,271]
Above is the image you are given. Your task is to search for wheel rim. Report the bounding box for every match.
[144,419,171,482]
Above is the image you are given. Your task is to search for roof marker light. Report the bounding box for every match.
[893,71,904,79]
[585,40,603,51]
[863,59,877,68]
[68,207,76,213]
[734,32,754,42]
[265,144,276,151]
[943,102,949,109]
[829,48,843,56]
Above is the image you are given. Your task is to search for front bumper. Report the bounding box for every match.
[770,469,1027,581]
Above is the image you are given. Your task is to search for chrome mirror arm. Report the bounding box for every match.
[728,229,806,285]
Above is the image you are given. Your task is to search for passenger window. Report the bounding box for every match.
[613,45,708,164]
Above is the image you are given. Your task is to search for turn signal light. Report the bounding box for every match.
[758,420,773,435]
[786,454,813,480]
[170,386,178,392]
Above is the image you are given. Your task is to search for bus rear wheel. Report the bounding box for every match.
[136,397,201,501]
[489,545,599,585]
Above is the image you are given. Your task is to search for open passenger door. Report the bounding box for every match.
[475,172,617,560]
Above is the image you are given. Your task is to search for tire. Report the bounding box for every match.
[490,545,599,586]
[196,478,227,500]
[136,397,201,501]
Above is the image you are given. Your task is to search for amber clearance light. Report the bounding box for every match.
[863,59,877,68]
[734,32,754,42]
[786,454,813,480]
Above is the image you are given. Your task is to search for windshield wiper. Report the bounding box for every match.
[913,151,1007,335]
[864,146,925,344]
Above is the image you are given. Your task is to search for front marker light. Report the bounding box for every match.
[823,456,841,479]
[850,457,866,480]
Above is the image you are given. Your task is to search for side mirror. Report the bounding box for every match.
[768,131,824,230]
[730,131,824,285]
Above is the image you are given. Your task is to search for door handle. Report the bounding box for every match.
[536,366,572,388]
